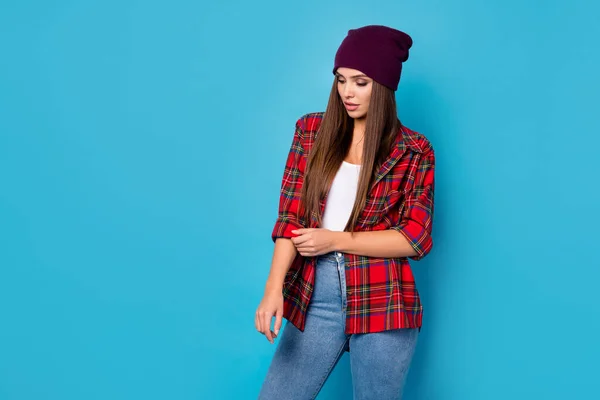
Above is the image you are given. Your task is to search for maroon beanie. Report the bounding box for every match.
[333,25,413,91]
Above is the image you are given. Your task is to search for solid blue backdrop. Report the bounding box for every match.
[1,1,599,399]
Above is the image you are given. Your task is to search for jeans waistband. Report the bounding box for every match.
[317,251,344,261]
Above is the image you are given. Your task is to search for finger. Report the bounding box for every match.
[296,245,310,255]
[291,228,308,235]
[255,312,263,334]
[292,234,310,246]
[292,234,311,246]
[255,312,261,333]
[273,309,283,336]
[262,313,274,343]
[296,243,314,254]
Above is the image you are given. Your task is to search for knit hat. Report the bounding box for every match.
[332,25,413,91]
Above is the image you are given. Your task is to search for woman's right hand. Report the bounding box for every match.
[255,288,284,344]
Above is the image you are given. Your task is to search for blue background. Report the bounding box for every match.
[1,1,599,399]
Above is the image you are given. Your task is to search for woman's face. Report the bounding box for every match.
[336,67,373,119]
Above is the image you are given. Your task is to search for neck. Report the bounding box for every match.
[353,117,365,131]
[353,117,366,139]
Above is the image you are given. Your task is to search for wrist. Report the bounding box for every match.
[265,279,283,294]
[332,231,349,252]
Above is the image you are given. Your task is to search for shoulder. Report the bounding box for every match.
[292,113,434,156]
[293,112,324,148]
[399,124,434,155]
[295,111,324,133]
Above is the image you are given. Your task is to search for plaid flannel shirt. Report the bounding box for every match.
[271,112,435,334]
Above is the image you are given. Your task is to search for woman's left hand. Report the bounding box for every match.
[290,228,337,257]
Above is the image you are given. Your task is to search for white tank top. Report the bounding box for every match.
[321,161,361,231]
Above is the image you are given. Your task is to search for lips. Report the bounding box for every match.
[344,102,359,111]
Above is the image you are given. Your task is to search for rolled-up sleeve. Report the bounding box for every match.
[391,148,435,260]
[271,117,306,242]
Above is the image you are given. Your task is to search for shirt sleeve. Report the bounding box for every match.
[391,148,435,260]
[271,117,306,242]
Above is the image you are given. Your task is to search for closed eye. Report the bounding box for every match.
[337,79,368,87]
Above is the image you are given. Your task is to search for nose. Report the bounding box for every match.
[341,83,354,99]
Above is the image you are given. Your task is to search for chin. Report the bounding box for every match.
[348,110,367,119]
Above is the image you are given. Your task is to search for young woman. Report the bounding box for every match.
[255,25,435,400]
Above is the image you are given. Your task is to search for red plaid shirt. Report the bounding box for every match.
[271,112,435,334]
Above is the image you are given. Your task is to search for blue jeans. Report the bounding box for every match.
[258,251,419,400]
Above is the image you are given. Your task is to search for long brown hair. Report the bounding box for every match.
[300,77,402,233]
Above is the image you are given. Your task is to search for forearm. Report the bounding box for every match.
[265,238,298,293]
[333,229,418,258]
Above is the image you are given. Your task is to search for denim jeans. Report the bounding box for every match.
[258,251,419,400]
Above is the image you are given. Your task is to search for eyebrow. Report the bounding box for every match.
[336,73,369,79]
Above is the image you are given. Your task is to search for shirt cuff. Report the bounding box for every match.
[391,220,433,261]
[271,218,303,242]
